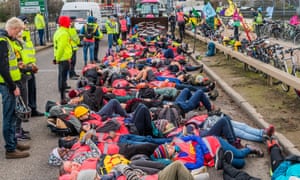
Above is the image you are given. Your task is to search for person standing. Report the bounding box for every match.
[93,18,103,63]
[168,12,176,40]
[113,16,120,46]
[18,16,44,118]
[176,9,186,42]
[126,14,131,34]
[53,16,72,104]
[34,11,46,46]
[0,17,30,159]
[253,8,263,38]
[120,15,128,41]
[80,16,101,65]
[105,16,116,51]
[69,16,80,79]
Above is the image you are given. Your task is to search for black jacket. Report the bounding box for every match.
[0,29,17,92]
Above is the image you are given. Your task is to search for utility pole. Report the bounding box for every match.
[44,0,49,42]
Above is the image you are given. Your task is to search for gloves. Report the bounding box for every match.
[52,59,57,65]
[31,64,38,73]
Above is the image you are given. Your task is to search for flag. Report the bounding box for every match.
[203,2,216,19]
[192,8,200,18]
[225,0,235,16]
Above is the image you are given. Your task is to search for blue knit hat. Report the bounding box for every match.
[87,16,94,23]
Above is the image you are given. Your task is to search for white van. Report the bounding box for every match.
[60,2,102,32]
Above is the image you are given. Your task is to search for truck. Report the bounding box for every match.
[132,0,168,34]
[60,2,102,33]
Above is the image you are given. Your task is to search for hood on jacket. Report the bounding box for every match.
[58,16,71,28]
[0,29,8,37]
[87,16,95,23]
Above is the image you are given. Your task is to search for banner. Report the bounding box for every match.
[202,2,216,19]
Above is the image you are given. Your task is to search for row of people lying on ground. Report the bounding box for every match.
[47,98,274,172]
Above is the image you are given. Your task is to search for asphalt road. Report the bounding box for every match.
[0,36,271,179]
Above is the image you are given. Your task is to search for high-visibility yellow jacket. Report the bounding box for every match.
[21,30,36,65]
[53,27,72,62]
[69,26,80,51]
[34,13,45,30]
[0,36,21,83]
[105,20,116,34]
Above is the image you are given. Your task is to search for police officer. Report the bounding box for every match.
[53,16,72,104]
[0,17,30,159]
[18,15,44,117]
[69,16,80,79]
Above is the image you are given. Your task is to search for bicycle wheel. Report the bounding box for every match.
[279,64,290,92]
[269,59,282,85]
[294,32,300,45]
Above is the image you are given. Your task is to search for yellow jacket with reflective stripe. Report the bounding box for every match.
[0,36,21,82]
[53,27,72,62]
[105,20,116,34]
[34,13,45,30]
[69,26,80,51]
[21,30,36,65]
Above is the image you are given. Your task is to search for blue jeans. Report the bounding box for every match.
[83,41,95,65]
[218,137,251,169]
[175,83,209,92]
[38,29,44,45]
[231,120,264,142]
[108,34,113,49]
[118,134,172,145]
[97,99,127,118]
[0,85,17,152]
[201,115,236,144]
[175,88,211,113]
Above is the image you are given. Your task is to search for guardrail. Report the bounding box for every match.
[186,30,300,90]
[28,24,56,46]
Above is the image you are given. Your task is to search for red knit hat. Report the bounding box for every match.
[58,16,71,28]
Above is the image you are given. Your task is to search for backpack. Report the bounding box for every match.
[158,107,181,127]
[138,87,156,99]
[84,24,96,39]
[47,118,78,137]
[96,154,130,175]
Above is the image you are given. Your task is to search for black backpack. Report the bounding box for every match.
[84,24,96,39]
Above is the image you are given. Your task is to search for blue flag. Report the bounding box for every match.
[203,2,216,19]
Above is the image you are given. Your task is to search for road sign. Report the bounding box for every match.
[20,0,45,14]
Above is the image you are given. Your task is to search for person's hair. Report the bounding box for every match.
[5,17,24,31]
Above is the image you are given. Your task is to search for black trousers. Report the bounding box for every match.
[28,73,37,111]
[58,61,70,101]
[223,162,260,180]
[270,144,284,172]
[94,39,99,61]
[69,51,77,77]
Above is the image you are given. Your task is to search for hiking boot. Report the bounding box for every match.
[6,150,30,159]
[16,143,30,151]
[208,89,219,101]
[215,147,224,170]
[224,150,233,164]
[246,144,264,157]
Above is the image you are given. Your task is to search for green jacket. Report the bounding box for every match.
[53,27,72,62]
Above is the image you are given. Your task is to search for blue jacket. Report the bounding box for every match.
[272,161,300,180]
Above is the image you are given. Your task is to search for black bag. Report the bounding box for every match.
[138,87,156,99]
[58,136,79,149]
[84,24,96,39]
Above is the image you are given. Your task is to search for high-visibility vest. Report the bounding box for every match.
[0,36,21,82]
[69,26,80,51]
[34,13,45,30]
[105,20,116,34]
[21,30,36,65]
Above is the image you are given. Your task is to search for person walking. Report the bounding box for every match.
[176,9,186,42]
[53,16,72,104]
[0,17,30,159]
[80,16,101,65]
[34,11,46,46]
[69,16,80,79]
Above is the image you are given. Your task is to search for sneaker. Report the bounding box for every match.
[264,125,275,137]
[245,144,264,157]
[16,143,30,151]
[208,89,219,101]
[224,150,233,164]
[266,137,279,153]
[16,133,31,141]
[69,76,78,80]
[215,147,224,170]
[31,110,44,117]
[6,150,30,159]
